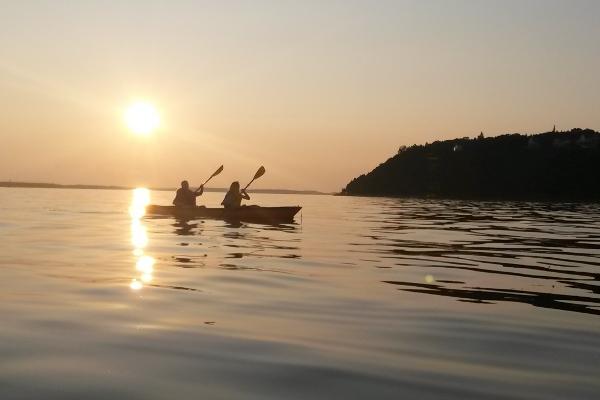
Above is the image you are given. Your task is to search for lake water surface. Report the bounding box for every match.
[1,187,599,399]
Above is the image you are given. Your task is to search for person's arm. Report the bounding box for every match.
[195,184,204,196]
[241,189,250,200]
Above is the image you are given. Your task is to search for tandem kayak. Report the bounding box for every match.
[145,205,301,223]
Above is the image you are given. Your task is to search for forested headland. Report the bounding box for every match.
[343,128,600,200]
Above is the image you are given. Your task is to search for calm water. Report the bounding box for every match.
[1,187,599,399]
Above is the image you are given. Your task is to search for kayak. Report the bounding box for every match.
[145,205,301,223]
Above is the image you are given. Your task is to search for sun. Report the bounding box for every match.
[124,101,160,135]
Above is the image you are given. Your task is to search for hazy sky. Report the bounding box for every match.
[1,0,599,191]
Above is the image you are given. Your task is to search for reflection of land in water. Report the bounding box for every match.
[384,281,600,316]
[353,200,600,317]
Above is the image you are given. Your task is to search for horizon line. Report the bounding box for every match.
[0,181,329,195]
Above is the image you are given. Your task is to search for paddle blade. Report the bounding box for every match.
[253,166,266,180]
[243,166,266,190]
[203,165,224,186]
[212,165,224,178]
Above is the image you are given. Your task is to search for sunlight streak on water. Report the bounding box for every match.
[129,188,150,219]
[136,255,154,273]
[130,220,148,248]
[129,188,153,291]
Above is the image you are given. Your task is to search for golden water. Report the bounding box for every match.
[1,187,599,399]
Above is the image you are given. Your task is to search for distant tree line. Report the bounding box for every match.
[343,128,600,200]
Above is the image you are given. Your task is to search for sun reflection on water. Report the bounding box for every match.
[129,188,150,218]
[131,220,148,248]
[129,188,154,291]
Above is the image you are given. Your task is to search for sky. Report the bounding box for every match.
[0,0,599,192]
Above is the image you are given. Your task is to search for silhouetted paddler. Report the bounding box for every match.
[221,181,250,208]
[173,180,203,206]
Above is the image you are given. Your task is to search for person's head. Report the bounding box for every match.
[229,181,240,192]
[181,180,189,190]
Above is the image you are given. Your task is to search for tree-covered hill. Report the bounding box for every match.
[343,128,600,200]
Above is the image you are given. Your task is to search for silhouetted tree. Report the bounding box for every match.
[343,128,600,200]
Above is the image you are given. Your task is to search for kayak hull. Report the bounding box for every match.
[145,205,301,223]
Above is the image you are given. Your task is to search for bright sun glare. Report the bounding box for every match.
[125,101,160,135]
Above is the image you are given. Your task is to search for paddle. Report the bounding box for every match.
[243,166,266,191]
[198,165,224,192]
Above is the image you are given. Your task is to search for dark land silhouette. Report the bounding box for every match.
[343,128,600,200]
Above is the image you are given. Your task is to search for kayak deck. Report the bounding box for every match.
[145,205,301,223]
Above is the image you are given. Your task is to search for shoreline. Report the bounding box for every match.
[337,192,600,203]
[0,182,327,196]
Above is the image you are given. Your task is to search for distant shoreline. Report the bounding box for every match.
[0,181,327,195]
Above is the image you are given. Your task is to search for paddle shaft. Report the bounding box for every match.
[243,179,256,191]
[199,165,224,191]
[202,175,216,186]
